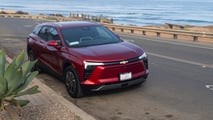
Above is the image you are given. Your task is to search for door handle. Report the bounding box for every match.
[39,41,44,44]
[38,41,46,48]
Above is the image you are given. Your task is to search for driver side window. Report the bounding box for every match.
[49,27,60,40]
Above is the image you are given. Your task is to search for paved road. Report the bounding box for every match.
[0,17,213,120]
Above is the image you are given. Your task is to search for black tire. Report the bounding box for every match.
[28,50,42,72]
[64,66,83,98]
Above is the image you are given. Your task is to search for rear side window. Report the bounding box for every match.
[32,25,42,35]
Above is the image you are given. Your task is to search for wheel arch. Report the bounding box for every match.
[27,45,32,54]
[62,60,83,82]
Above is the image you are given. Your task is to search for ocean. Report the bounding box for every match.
[0,0,213,26]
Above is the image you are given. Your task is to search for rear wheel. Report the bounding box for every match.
[28,50,42,72]
[64,66,83,98]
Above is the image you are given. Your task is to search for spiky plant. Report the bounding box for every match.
[0,50,40,111]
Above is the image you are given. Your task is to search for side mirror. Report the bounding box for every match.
[47,40,59,47]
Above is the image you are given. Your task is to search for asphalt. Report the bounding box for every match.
[0,17,213,120]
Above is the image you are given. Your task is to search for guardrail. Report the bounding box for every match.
[0,13,212,43]
[102,23,213,43]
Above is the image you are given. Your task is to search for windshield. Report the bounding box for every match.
[61,25,121,47]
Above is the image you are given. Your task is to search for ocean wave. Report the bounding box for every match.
[174,19,213,24]
[0,0,212,26]
[0,5,26,8]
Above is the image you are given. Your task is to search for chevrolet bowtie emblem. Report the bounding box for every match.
[120,60,128,64]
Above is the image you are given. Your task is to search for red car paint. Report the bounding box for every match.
[27,21,148,92]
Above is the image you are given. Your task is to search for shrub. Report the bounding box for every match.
[0,50,40,111]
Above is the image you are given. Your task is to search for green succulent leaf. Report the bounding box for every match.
[9,99,30,107]
[21,60,37,79]
[6,69,23,96]
[0,76,7,98]
[0,50,7,98]
[4,59,17,81]
[16,71,38,93]
[16,99,30,107]
[5,63,9,71]
[15,85,40,97]
[0,50,6,77]
[14,50,25,68]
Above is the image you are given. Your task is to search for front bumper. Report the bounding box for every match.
[84,76,146,91]
[82,60,148,85]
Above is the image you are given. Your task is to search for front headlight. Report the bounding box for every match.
[139,52,148,69]
[139,52,147,60]
[84,61,104,69]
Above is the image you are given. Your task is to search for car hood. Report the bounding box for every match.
[69,42,144,62]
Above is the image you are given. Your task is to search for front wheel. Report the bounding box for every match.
[64,66,83,98]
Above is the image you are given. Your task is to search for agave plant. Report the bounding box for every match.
[0,50,40,111]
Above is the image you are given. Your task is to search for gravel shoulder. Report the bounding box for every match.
[0,103,81,120]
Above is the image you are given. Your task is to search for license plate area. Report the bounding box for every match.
[120,72,132,81]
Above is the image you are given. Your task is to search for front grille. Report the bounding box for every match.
[104,57,139,66]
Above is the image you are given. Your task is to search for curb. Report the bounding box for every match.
[6,56,96,120]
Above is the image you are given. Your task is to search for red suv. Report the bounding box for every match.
[27,21,149,98]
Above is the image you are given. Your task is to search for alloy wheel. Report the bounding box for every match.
[65,71,77,95]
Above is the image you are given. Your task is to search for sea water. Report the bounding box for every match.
[0,0,212,26]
